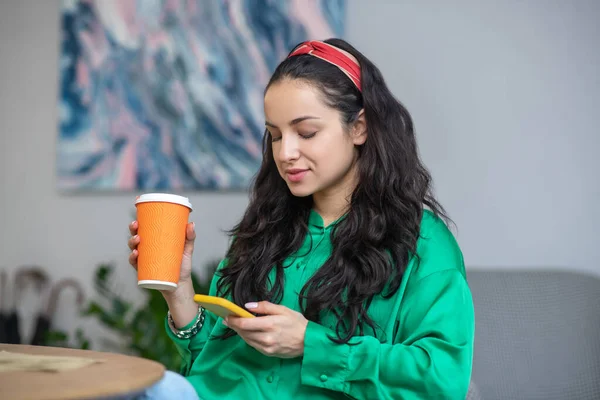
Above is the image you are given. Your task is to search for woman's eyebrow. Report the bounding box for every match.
[265,115,320,128]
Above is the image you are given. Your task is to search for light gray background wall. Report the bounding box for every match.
[1,0,599,344]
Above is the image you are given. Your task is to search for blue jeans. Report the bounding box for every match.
[122,370,200,399]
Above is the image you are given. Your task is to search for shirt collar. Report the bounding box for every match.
[308,209,347,232]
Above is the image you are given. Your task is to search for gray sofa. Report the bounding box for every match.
[467,269,600,400]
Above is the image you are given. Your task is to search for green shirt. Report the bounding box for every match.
[166,210,475,399]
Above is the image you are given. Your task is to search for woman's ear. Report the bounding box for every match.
[351,109,367,145]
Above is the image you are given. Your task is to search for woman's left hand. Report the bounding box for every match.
[224,301,308,358]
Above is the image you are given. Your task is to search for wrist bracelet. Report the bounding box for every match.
[167,305,205,339]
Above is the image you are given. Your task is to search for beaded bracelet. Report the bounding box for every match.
[167,305,205,339]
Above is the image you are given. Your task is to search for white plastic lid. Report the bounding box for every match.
[135,193,193,211]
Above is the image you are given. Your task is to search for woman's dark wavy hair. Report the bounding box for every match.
[217,38,448,343]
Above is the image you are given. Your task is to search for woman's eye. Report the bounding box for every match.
[270,131,315,142]
[300,132,317,139]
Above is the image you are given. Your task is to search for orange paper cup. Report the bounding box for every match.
[134,193,193,291]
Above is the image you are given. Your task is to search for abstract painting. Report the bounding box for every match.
[57,0,346,191]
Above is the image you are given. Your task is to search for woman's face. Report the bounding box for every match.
[264,79,366,199]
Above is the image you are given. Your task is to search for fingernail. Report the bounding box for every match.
[245,302,258,309]
[131,221,136,226]
[133,235,138,240]
[222,319,228,326]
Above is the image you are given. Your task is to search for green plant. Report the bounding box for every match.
[47,260,219,372]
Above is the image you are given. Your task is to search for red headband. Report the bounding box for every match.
[288,41,362,91]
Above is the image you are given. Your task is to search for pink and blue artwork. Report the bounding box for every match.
[57,0,346,191]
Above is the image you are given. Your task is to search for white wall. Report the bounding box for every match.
[346,0,600,273]
[1,0,599,343]
[0,0,249,343]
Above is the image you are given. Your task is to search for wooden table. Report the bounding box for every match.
[0,344,165,400]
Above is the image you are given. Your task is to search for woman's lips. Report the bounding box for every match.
[286,169,309,182]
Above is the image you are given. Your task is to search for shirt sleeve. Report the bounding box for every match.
[165,259,225,376]
[300,269,475,399]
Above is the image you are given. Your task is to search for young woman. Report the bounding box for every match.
[128,38,474,400]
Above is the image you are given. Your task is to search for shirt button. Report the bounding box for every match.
[320,374,328,382]
[266,375,274,383]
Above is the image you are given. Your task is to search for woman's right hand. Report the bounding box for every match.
[127,220,197,290]
[128,220,200,328]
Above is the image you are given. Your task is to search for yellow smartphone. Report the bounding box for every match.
[193,294,255,318]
